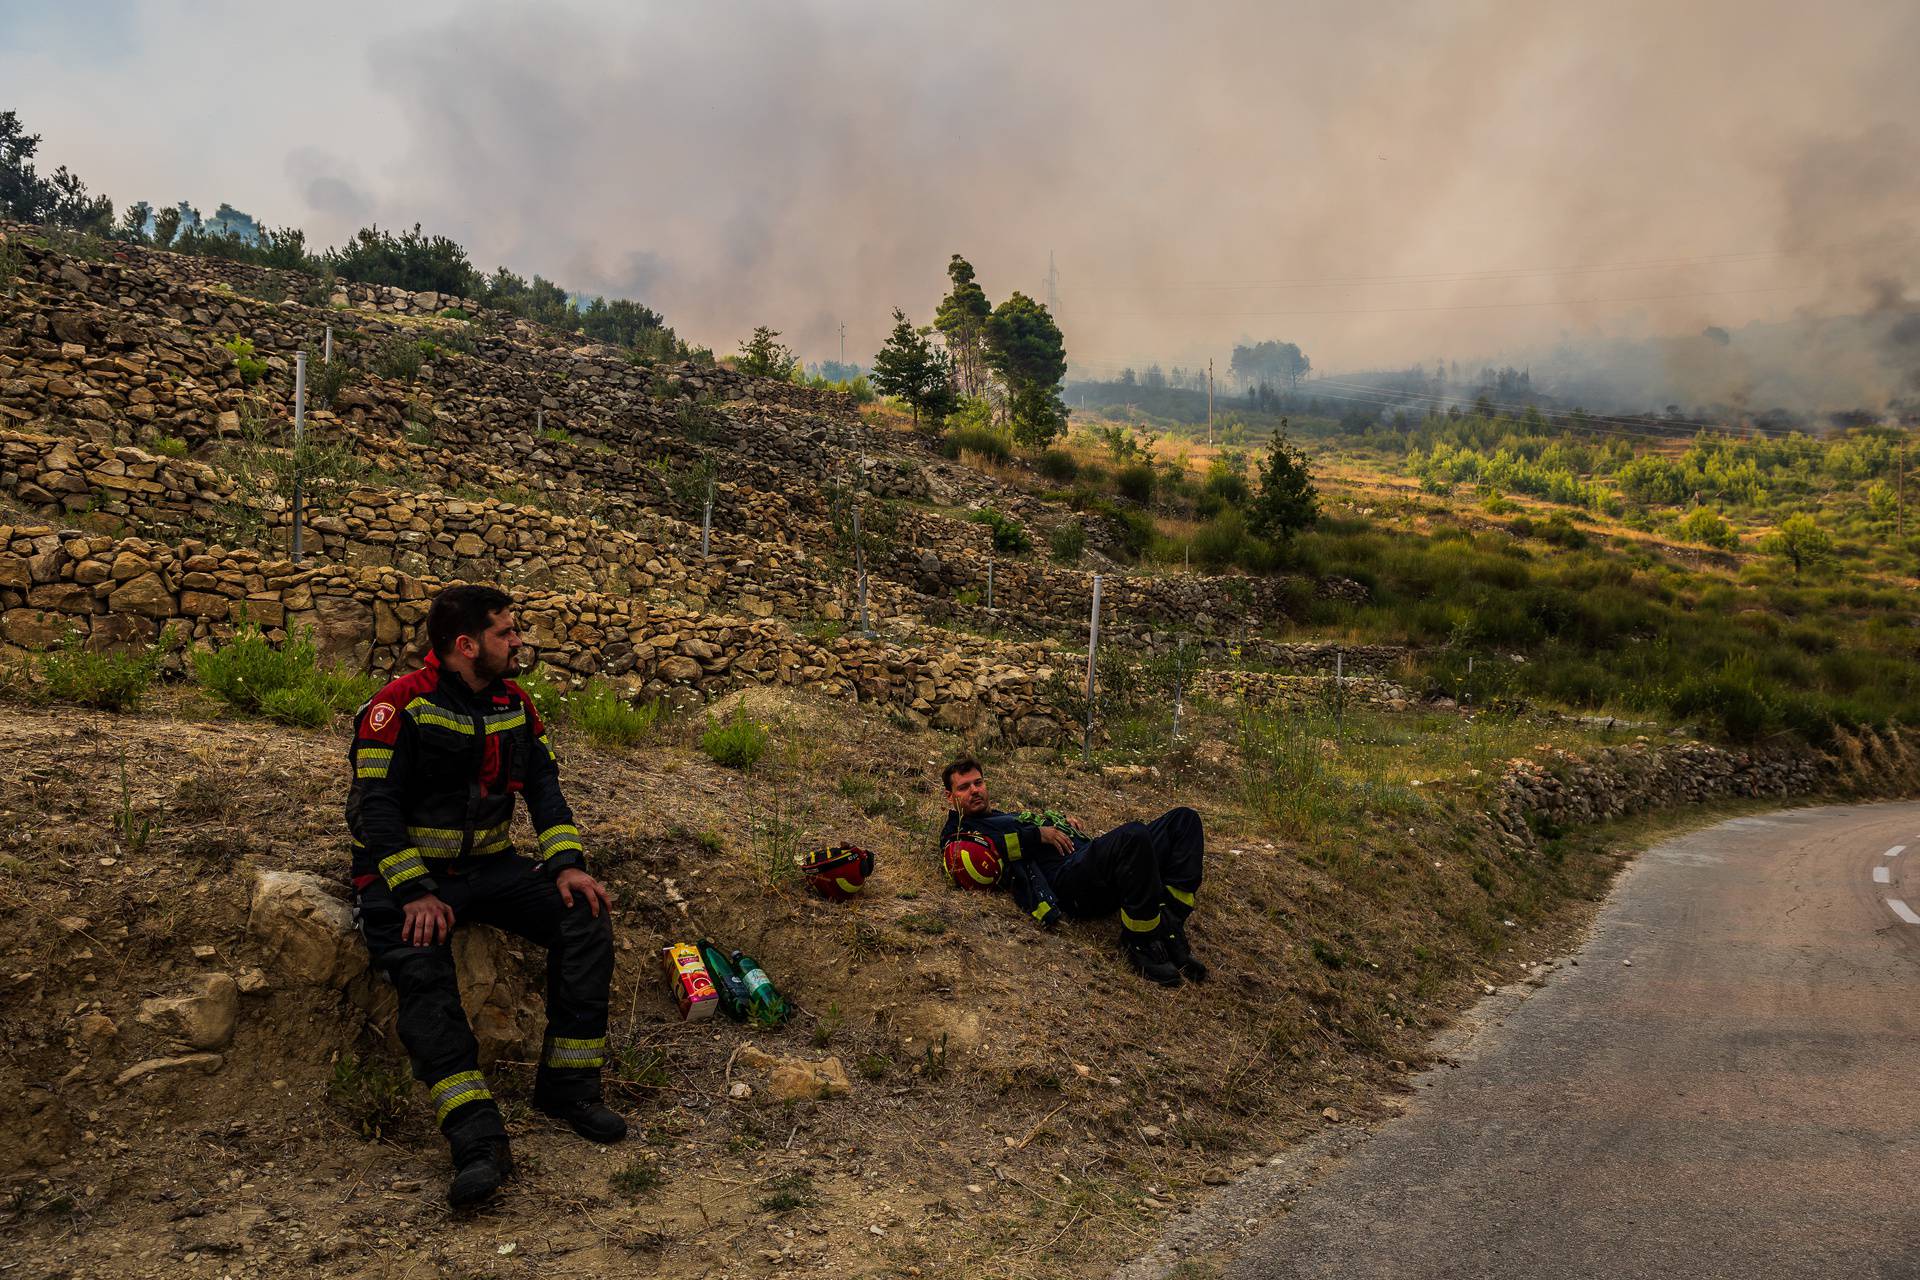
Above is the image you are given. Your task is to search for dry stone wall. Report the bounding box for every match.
[0,525,1087,742]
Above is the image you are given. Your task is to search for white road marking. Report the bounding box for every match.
[1873,866,1891,884]
[1889,899,1920,925]
[1885,845,1906,858]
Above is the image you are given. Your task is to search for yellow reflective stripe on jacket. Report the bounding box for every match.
[355,746,394,780]
[404,822,513,857]
[542,1035,607,1069]
[379,848,428,888]
[537,823,584,861]
[1003,832,1023,862]
[482,709,527,735]
[428,1069,492,1124]
[405,697,474,735]
[1167,885,1196,908]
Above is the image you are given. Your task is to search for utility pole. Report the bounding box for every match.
[1205,358,1221,449]
[839,322,846,368]
[1045,251,1060,312]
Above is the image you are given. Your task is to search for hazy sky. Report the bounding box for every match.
[6,0,1918,400]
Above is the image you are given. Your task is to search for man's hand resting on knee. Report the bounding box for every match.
[401,893,456,946]
[555,867,612,917]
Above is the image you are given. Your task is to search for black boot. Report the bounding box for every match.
[447,1136,512,1211]
[1119,929,1182,987]
[537,1096,628,1144]
[1163,921,1209,983]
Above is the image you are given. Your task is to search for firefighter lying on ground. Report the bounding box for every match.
[938,756,1207,986]
[346,584,626,1210]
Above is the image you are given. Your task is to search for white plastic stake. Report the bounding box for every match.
[1084,574,1102,757]
[986,559,994,610]
[323,325,332,365]
[291,351,307,564]
[854,503,871,635]
[701,476,714,559]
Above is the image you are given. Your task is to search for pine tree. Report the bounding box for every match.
[870,308,954,428]
[1247,424,1319,541]
[736,326,797,379]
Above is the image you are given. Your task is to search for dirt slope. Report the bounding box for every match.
[0,686,1621,1280]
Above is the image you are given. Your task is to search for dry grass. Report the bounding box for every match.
[0,684,1655,1279]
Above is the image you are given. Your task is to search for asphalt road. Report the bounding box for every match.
[1230,803,1920,1280]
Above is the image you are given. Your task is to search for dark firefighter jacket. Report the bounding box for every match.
[346,650,584,904]
[940,807,1088,926]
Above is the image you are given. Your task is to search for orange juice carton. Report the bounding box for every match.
[662,942,718,1021]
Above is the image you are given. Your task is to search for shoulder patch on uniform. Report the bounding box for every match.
[361,700,401,743]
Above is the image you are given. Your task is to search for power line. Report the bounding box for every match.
[1083,283,1811,321]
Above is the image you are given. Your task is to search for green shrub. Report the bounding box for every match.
[610,1158,664,1197]
[305,345,360,409]
[1677,507,1738,550]
[970,506,1031,553]
[220,336,268,385]
[372,337,427,382]
[1666,663,1777,741]
[1537,513,1588,549]
[1037,449,1079,482]
[1049,520,1086,563]
[1086,498,1154,559]
[28,629,170,710]
[150,435,188,458]
[194,624,372,727]
[328,1053,412,1140]
[699,705,769,769]
[438,306,470,321]
[1191,509,1251,570]
[944,423,1013,464]
[1116,461,1156,503]
[565,681,664,747]
[538,424,573,445]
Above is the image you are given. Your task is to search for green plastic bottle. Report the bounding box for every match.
[699,940,750,1022]
[731,949,788,1026]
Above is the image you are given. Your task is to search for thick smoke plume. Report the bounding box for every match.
[9,0,1918,411]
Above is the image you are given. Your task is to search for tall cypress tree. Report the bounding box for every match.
[934,255,991,399]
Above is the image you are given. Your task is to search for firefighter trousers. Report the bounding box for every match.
[1051,806,1205,937]
[356,853,614,1154]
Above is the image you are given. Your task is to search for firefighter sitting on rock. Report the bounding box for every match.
[939,756,1207,986]
[346,584,626,1210]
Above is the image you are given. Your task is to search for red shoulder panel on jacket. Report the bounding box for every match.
[357,666,435,744]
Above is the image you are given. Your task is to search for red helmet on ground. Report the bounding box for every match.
[943,834,1002,890]
[796,846,875,901]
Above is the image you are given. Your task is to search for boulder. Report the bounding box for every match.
[247,870,366,987]
[734,1045,853,1102]
[107,571,175,618]
[0,608,78,649]
[136,973,239,1050]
